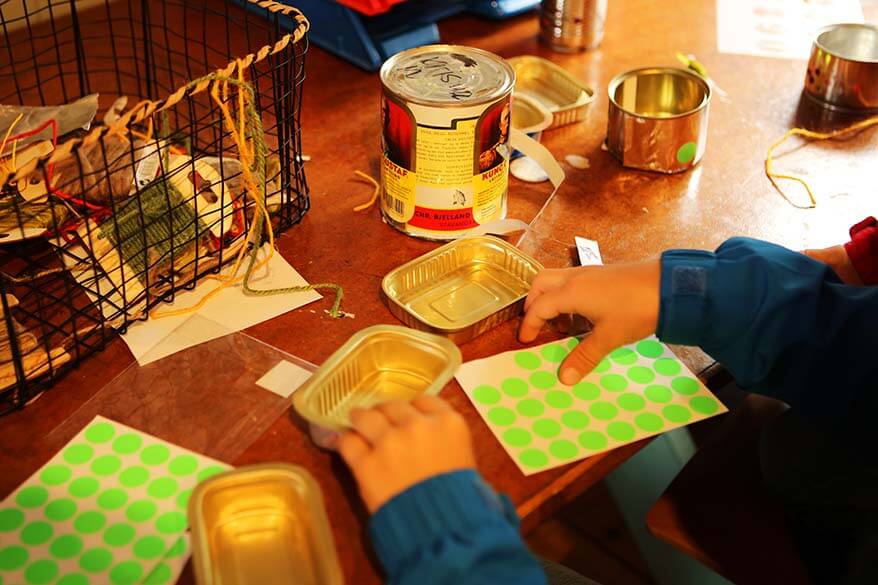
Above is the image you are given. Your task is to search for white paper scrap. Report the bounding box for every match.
[255,359,313,398]
[575,237,603,267]
[716,0,863,60]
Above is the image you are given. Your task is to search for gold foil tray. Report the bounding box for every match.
[382,235,543,343]
[293,325,461,444]
[189,464,343,585]
[507,55,594,128]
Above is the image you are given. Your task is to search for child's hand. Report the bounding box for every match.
[803,245,862,285]
[338,396,476,514]
[520,261,661,385]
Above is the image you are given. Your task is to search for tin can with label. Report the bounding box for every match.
[379,45,515,240]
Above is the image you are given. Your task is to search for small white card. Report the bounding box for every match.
[255,360,313,398]
[575,236,603,266]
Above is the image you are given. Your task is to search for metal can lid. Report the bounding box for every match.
[380,45,515,106]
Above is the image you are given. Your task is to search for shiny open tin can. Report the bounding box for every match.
[804,23,878,112]
[293,325,461,448]
[382,235,543,343]
[189,464,342,585]
[606,67,711,173]
[507,56,594,128]
[511,93,553,158]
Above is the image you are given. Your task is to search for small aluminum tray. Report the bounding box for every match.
[382,235,543,343]
[293,325,461,447]
[189,464,342,585]
[507,55,594,128]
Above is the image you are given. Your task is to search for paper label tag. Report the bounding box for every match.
[575,236,603,266]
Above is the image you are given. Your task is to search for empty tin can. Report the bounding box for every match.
[804,23,878,112]
[507,55,595,129]
[382,235,543,343]
[540,0,608,52]
[606,67,711,173]
[379,45,515,240]
[293,325,461,448]
[189,464,342,585]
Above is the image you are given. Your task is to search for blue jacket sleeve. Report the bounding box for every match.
[369,469,547,585]
[657,237,878,421]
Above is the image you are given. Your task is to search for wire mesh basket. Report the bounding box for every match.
[0,0,310,414]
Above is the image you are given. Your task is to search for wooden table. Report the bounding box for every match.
[2,0,877,583]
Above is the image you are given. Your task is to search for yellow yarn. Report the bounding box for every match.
[352,170,380,212]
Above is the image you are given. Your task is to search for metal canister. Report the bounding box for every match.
[606,67,711,174]
[379,45,515,240]
[539,0,608,52]
[804,23,878,112]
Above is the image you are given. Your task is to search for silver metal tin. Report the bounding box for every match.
[804,23,878,112]
[539,0,608,52]
[606,67,711,174]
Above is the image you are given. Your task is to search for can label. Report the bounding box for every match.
[380,94,511,238]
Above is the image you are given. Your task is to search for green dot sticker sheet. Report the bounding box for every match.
[0,416,230,584]
[456,336,727,475]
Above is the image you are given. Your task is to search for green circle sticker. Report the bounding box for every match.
[57,574,90,585]
[654,358,682,377]
[62,444,94,465]
[593,359,611,373]
[502,428,532,448]
[24,559,58,584]
[533,419,561,439]
[97,489,128,511]
[21,521,53,546]
[486,407,516,426]
[147,477,178,499]
[578,431,608,451]
[690,396,720,415]
[84,422,115,444]
[607,422,636,442]
[80,548,113,573]
[133,535,165,560]
[514,352,541,370]
[0,546,28,570]
[68,477,99,499]
[143,562,172,585]
[561,411,589,430]
[104,523,136,547]
[518,449,549,468]
[112,434,143,455]
[541,344,568,363]
[568,338,580,350]
[110,561,144,585]
[627,366,655,385]
[549,440,579,460]
[16,486,48,509]
[671,377,700,395]
[609,347,637,365]
[176,489,192,511]
[196,466,226,483]
[119,466,150,489]
[125,500,157,523]
[617,393,645,412]
[572,382,600,401]
[600,374,628,392]
[663,404,692,423]
[516,399,544,418]
[545,390,573,409]
[49,534,83,559]
[635,340,663,358]
[73,511,106,534]
[44,499,77,522]
[0,509,24,532]
[644,384,673,403]
[530,371,557,390]
[472,385,501,405]
[676,141,697,164]
[39,466,71,487]
[635,413,664,433]
[501,378,528,398]
[589,401,618,421]
[140,445,170,466]
[91,455,122,477]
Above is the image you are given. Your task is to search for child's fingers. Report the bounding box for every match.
[349,407,392,446]
[412,394,452,415]
[559,327,617,385]
[376,401,419,426]
[519,286,578,342]
[524,268,575,312]
[337,432,371,466]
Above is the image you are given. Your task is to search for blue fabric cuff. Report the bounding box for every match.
[369,469,514,574]
[658,250,716,346]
